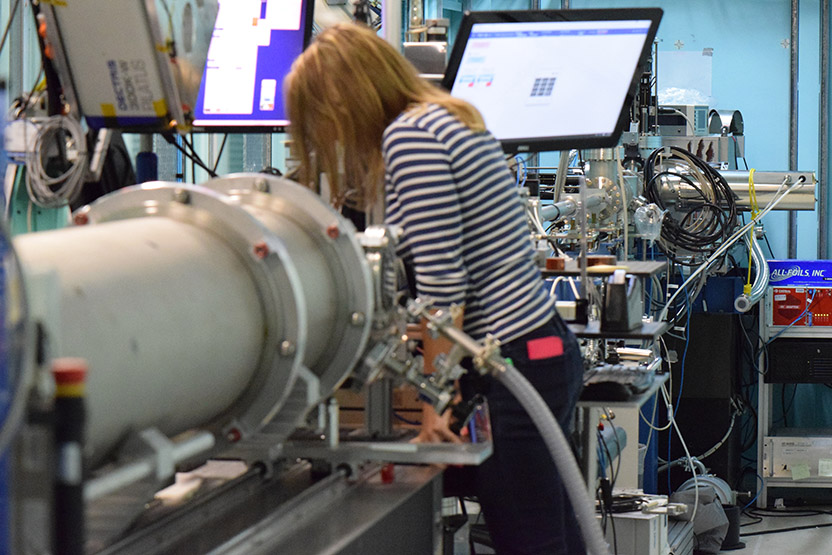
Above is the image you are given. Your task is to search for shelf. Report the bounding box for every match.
[577,372,669,409]
[542,260,666,278]
[568,320,669,340]
[280,440,492,466]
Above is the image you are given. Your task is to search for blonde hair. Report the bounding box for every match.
[285,23,484,207]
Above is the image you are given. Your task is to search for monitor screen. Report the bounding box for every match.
[443,9,662,152]
[191,0,314,132]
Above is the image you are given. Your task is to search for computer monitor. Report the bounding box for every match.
[443,9,663,153]
[191,0,314,132]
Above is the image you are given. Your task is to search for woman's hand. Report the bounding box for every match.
[411,402,462,444]
[409,306,465,444]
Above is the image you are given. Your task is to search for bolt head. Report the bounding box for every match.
[226,428,242,442]
[381,463,395,484]
[253,241,269,259]
[173,189,191,204]
[73,213,89,226]
[326,224,340,239]
[254,178,269,193]
[350,312,366,326]
[280,340,296,356]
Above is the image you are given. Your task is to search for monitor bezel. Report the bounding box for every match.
[442,8,663,153]
[190,0,315,134]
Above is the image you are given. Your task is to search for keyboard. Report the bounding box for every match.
[580,363,658,401]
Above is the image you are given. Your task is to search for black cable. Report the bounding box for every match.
[162,133,217,178]
[598,431,617,486]
[458,497,477,555]
[606,491,618,555]
[181,134,217,178]
[179,134,199,164]
[743,521,832,537]
[764,234,776,258]
[784,383,798,427]
[735,466,761,498]
[740,516,763,527]
[595,484,618,555]
[393,412,421,426]
[726,252,742,274]
[353,0,373,25]
[189,133,196,183]
[643,146,738,265]
[29,3,63,116]
[211,134,228,174]
[597,488,607,532]
[609,499,617,555]
[746,508,831,517]
[780,383,788,428]
[740,400,758,452]
[596,429,620,553]
[604,412,623,488]
[733,136,750,171]
[739,311,766,381]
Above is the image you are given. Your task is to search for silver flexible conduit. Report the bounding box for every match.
[734,234,769,313]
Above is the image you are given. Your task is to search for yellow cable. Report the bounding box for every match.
[745,169,758,294]
[748,169,759,217]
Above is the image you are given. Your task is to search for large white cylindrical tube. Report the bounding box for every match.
[13,177,374,469]
[15,217,265,463]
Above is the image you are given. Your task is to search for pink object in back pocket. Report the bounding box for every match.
[526,336,564,360]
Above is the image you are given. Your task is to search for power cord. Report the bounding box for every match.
[643,145,738,265]
[596,477,618,555]
[161,133,218,178]
[25,115,88,208]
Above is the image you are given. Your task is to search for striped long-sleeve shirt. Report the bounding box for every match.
[383,103,554,344]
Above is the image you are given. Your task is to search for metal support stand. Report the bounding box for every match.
[366,378,395,438]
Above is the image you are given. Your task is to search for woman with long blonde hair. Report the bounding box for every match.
[286,23,585,554]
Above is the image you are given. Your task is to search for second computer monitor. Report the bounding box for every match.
[443,9,663,153]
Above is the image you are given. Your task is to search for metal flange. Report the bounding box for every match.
[77,182,307,440]
[202,174,374,398]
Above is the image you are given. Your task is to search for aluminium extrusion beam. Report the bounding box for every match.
[788,0,799,258]
[93,464,442,555]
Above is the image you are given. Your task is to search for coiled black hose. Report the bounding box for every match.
[643,146,738,265]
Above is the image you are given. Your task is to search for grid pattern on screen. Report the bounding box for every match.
[530,77,556,97]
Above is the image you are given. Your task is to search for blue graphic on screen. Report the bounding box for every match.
[193,0,311,130]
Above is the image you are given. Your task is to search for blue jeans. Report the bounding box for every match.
[449,316,585,554]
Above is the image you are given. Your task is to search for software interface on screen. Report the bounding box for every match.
[448,18,653,145]
[192,0,308,129]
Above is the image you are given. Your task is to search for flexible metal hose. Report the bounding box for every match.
[734,234,769,312]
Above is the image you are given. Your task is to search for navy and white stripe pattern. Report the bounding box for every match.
[383,103,554,343]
